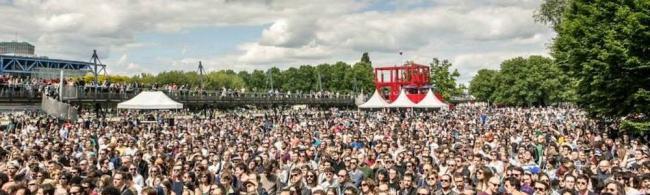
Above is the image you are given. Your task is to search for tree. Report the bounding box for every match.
[552,0,650,118]
[329,62,353,92]
[281,67,313,92]
[237,71,251,90]
[491,56,570,106]
[470,56,573,106]
[469,69,499,102]
[429,58,460,100]
[352,62,375,93]
[246,70,266,91]
[315,63,331,92]
[266,67,283,91]
[297,65,317,92]
[205,70,245,89]
[360,52,372,64]
[534,0,570,30]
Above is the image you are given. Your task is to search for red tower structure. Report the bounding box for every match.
[374,62,431,103]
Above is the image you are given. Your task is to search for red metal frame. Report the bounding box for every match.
[374,62,430,103]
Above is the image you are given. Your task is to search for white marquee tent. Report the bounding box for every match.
[117,91,183,110]
[415,89,448,109]
[358,90,389,108]
[388,89,416,108]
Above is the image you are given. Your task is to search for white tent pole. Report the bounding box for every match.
[59,70,63,101]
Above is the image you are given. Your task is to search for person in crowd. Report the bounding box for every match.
[0,103,647,195]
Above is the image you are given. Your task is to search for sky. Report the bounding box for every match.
[0,0,555,84]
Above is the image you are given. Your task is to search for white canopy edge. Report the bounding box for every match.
[414,89,448,108]
[358,90,389,108]
[388,89,416,108]
[117,91,183,110]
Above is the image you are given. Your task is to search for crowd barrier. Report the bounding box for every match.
[41,94,78,121]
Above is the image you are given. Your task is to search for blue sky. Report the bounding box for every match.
[129,25,265,72]
[0,0,553,83]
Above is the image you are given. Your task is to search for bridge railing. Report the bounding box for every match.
[74,87,355,99]
[0,85,43,99]
[0,85,356,105]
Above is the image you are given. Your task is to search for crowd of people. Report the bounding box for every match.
[0,105,647,195]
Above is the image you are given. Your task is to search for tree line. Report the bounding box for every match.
[85,53,467,100]
[83,61,374,94]
[469,0,648,131]
[469,56,575,107]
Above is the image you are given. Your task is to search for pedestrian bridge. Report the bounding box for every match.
[0,90,356,108]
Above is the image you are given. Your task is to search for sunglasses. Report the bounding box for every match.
[535,187,546,191]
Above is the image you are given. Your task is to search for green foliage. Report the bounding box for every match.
[205,70,245,89]
[534,0,570,30]
[469,56,574,106]
[81,74,131,84]
[429,58,461,100]
[621,119,650,133]
[360,52,372,64]
[247,70,267,92]
[84,55,376,93]
[352,62,375,93]
[552,0,650,118]
[469,69,499,102]
[155,71,199,86]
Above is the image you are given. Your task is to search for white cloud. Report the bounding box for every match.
[0,0,364,59]
[229,0,553,83]
[0,0,555,84]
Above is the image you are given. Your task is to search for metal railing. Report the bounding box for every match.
[0,85,355,105]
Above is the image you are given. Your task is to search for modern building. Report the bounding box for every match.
[0,41,35,56]
[0,42,106,79]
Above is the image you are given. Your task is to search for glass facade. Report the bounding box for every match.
[0,42,35,56]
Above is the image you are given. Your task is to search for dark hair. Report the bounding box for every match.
[559,188,577,195]
[576,174,589,182]
[198,172,214,184]
[535,181,550,190]
[141,187,158,195]
[343,186,358,194]
[100,186,121,195]
[505,177,521,190]
[603,180,625,195]
[114,171,132,182]
[479,166,494,182]
[39,183,55,195]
